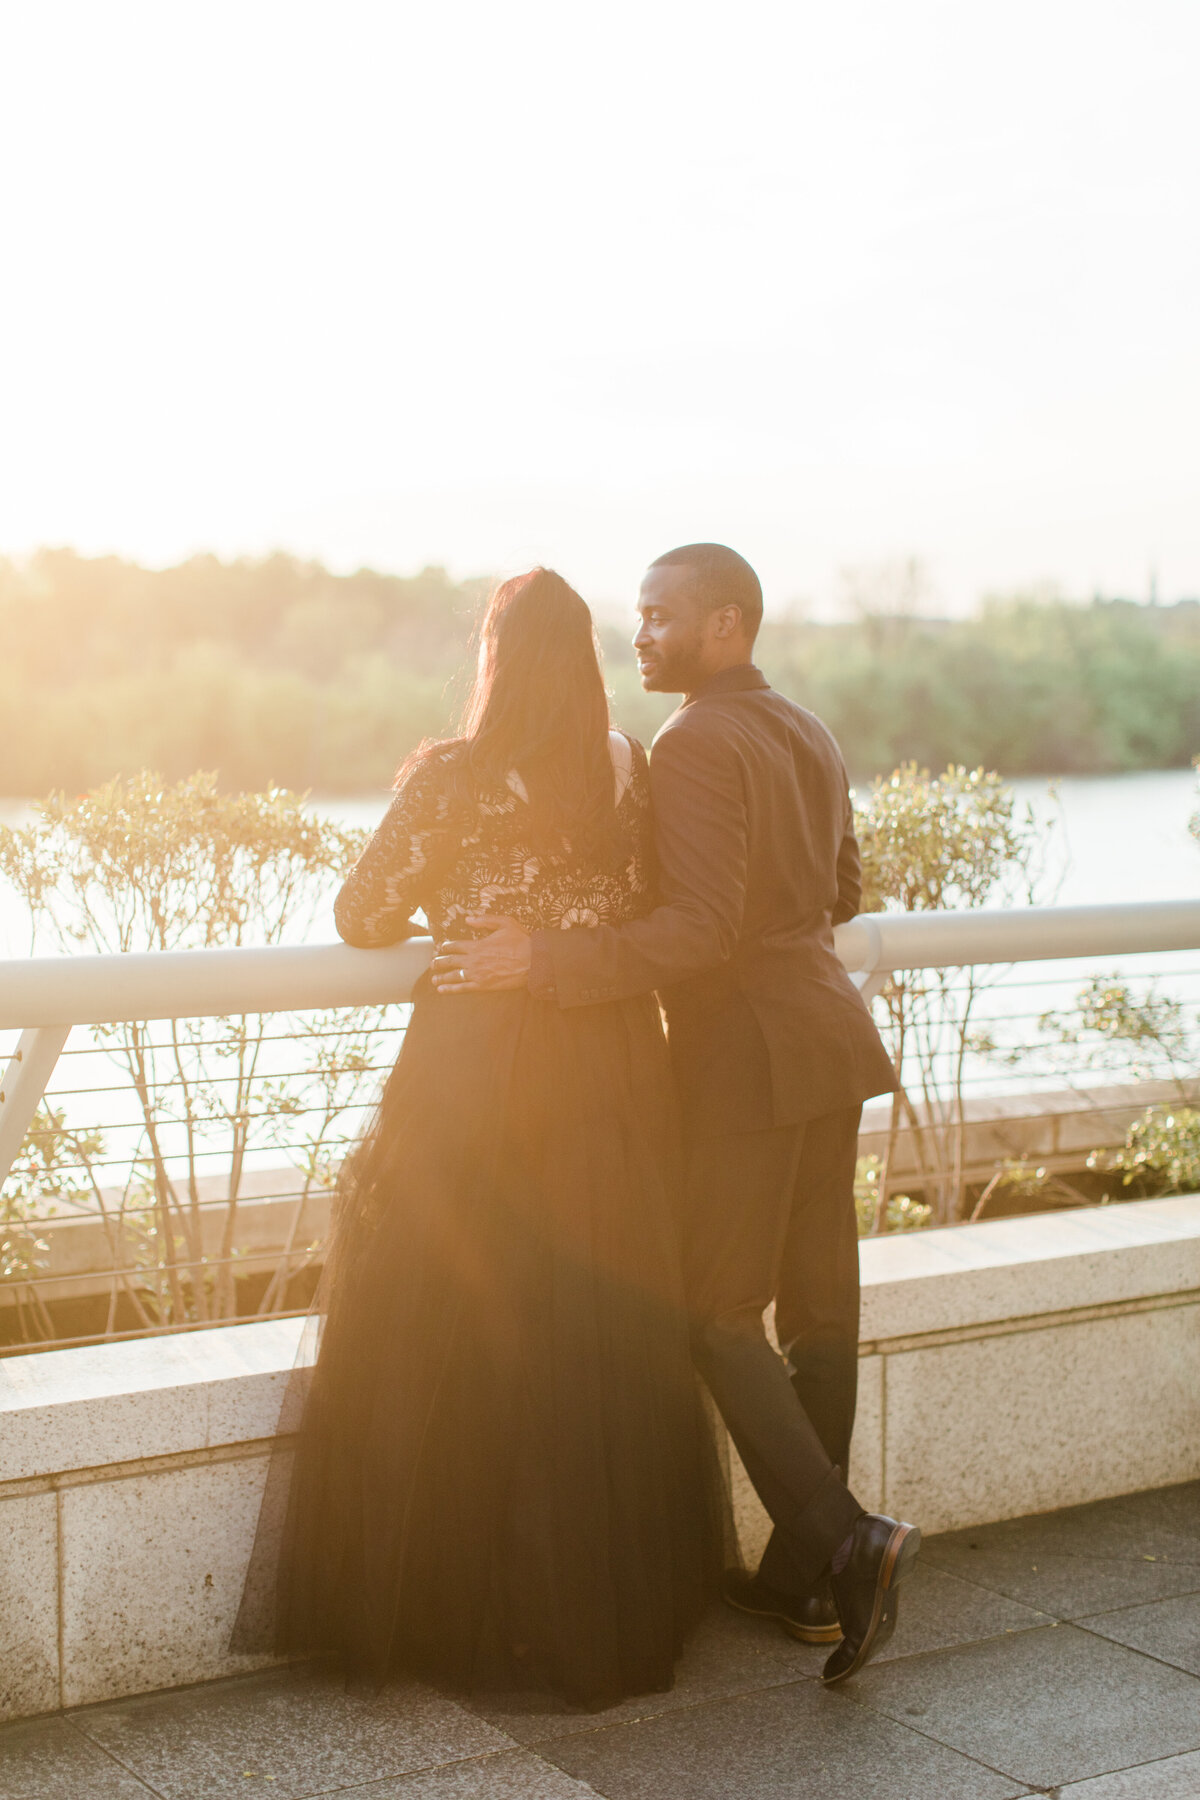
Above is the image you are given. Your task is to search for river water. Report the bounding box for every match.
[1004,770,1198,906]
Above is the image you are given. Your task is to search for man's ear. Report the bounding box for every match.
[711,604,744,641]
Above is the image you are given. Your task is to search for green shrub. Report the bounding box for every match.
[0,775,388,1339]
[851,763,1049,1227]
[854,1156,932,1235]
[1096,1107,1200,1198]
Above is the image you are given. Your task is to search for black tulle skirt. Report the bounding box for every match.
[247,980,726,1709]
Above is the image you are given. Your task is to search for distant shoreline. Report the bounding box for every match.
[3,551,1199,793]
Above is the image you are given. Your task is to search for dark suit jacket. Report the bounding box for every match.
[529,664,899,1132]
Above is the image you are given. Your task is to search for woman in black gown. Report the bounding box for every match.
[266,568,724,1708]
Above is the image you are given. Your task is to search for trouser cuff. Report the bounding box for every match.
[757,1466,865,1592]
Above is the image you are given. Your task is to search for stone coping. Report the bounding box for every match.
[0,1318,306,1484]
[860,1193,1200,1341]
[2,1196,1197,1488]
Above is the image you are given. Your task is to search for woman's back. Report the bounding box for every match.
[335,731,654,949]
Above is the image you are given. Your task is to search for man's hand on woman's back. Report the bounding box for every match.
[432,915,532,992]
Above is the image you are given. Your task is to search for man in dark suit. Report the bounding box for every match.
[433,544,920,1683]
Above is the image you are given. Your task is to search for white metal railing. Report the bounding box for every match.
[2,899,1199,1190]
[833,899,1200,988]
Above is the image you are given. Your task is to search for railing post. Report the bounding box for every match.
[857,968,892,1003]
[843,913,892,1002]
[0,1026,71,1190]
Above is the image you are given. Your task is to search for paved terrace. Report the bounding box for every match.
[3,1480,1198,1800]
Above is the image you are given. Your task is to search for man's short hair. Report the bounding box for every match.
[648,543,763,639]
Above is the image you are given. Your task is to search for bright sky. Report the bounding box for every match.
[2,0,1197,616]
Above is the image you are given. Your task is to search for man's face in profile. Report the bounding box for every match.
[632,565,709,693]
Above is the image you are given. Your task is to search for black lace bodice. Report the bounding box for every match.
[334,737,655,948]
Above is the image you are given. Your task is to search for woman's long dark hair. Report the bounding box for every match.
[400,568,618,856]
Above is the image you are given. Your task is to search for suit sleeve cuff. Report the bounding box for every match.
[528,930,558,997]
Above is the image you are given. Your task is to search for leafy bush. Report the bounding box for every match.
[853,763,1050,1228]
[853,1156,931,1236]
[856,763,1042,915]
[0,775,390,1340]
[1,1106,105,1341]
[1096,1107,1200,1199]
[1036,976,1194,1086]
[967,1158,1090,1221]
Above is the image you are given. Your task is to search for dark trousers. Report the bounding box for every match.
[683,1105,865,1592]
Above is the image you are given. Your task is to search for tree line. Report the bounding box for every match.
[2,548,1197,792]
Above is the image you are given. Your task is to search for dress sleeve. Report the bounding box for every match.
[334,755,458,948]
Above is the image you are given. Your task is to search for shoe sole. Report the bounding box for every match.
[723,1590,843,1646]
[821,1522,922,1685]
[781,1617,844,1646]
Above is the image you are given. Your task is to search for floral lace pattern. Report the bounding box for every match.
[334,739,654,948]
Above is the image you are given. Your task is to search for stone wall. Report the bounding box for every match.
[3,1196,1199,1723]
[0,1320,298,1721]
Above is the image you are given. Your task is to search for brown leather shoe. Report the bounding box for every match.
[822,1514,921,1684]
[722,1569,842,1644]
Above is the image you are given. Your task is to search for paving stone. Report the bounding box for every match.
[0,1716,155,1800]
[73,1666,512,1800]
[1072,1481,1200,1565]
[869,1562,1051,1664]
[710,1562,1050,1682]
[466,1604,822,1745]
[927,1480,1200,1571]
[921,1494,1200,1619]
[846,1622,1200,1790]
[1055,1747,1200,1797]
[542,1679,1024,1799]
[1078,1591,1200,1678]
